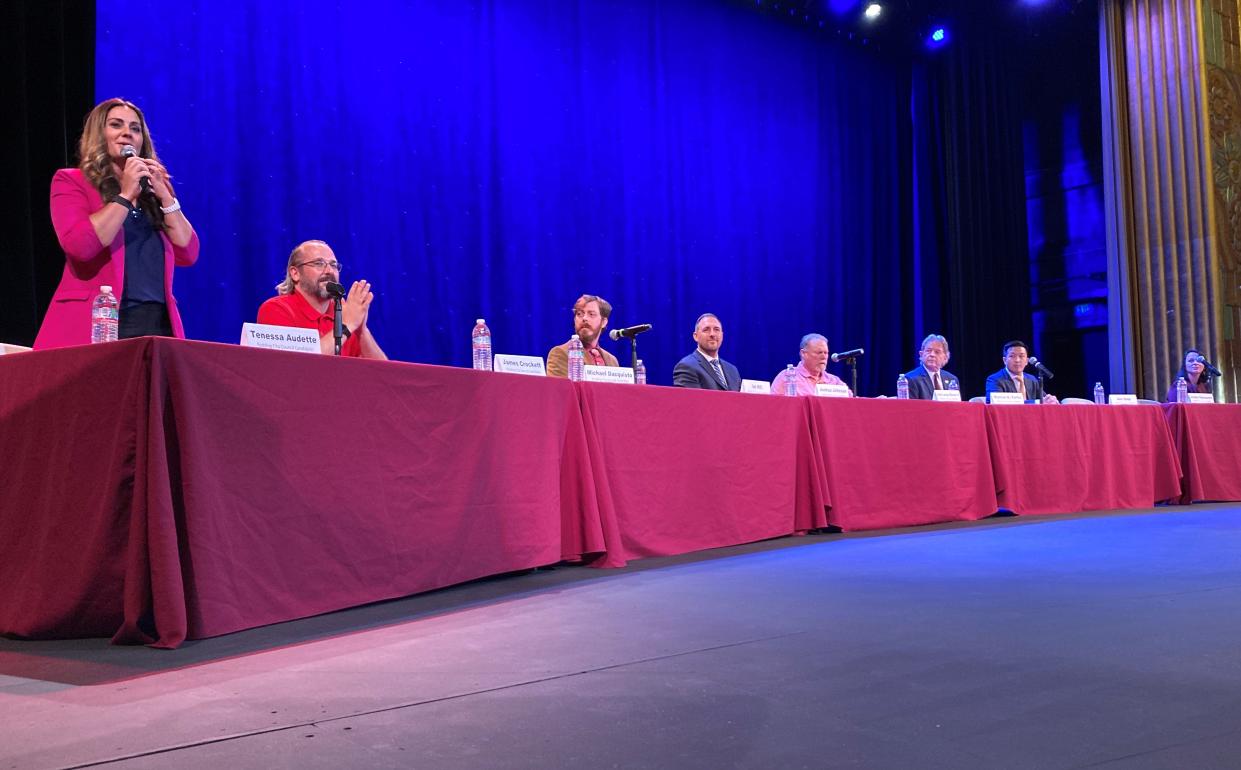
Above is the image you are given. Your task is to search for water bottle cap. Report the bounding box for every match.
[571,334,580,341]
[100,285,112,294]
[636,359,644,365]
[476,318,485,325]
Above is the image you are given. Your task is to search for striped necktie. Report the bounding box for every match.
[709,359,728,389]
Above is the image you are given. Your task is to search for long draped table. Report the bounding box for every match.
[1163,403,1241,503]
[0,339,1207,647]
[985,403,1182,515]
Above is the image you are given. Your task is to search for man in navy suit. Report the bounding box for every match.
[984,340,1059,404]
[903,333,961,399]
[673,313,742,391]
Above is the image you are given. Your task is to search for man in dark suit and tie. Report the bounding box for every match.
[903,333,960,399]
[984,340,1059,404]
[673,313,742,391]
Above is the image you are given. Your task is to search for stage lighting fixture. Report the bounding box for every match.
[863,3,882,21]
[925,25,949,48]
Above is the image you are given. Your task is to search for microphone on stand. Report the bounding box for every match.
[1029,357,1055,379]
[609,324,652,341]
[830,348,864,363]
[609,324,652,370]
[120,145,152,195]
[325,281,346,356]
[1195,355,1223,378]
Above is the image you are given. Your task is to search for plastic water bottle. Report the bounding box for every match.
[567,335,585,381]
[1176,376,1188,404]
[634,359,646,385]
[471,318,492,371]
[1094,382,1105,405]
[783,364,797,396]
[896,373,909,400]
[90,285,119,343]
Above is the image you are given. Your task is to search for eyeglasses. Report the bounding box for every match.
[294,259,343,272]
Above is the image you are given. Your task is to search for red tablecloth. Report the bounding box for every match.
[1162,403,1241,503]
[985,404,1182,515]
[577,384,825,566]
[808,398,997,530]
[0,341,1213,647]
[0,338,601,648]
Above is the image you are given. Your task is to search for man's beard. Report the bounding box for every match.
[300,275,331,301]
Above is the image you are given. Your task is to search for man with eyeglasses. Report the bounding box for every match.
[257,240,387,359]
[546,294,619,377]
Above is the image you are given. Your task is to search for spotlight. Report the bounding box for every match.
[863,3,882,21]
[925,25,949,48]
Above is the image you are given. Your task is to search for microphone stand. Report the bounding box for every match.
[630,336,639,372]
[838,355,859,395]
[333,297,344,356]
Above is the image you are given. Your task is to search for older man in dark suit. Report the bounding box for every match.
[673,313,741,391]
[903,333,960,399]
[984,340,1059,404]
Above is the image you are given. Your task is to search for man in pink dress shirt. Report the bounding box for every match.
[770,334,853,396]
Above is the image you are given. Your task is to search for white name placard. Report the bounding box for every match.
[240,323,321,354]
[493,354,546,376]
[741,379,771,395]
[988,392,1024,405]
[1108,394,1138,405]
[1187,393,1215,404]
[932,389,962,402]
[816,383,851,398]
[583,365,636,385]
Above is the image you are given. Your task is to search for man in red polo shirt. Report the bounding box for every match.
[257,240,387,359]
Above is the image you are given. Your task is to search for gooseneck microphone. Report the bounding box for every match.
[830,348,864,362]
[121,145,152,195]
[324,282,346,356]
[1195,355,1224,378]
[609,324,652,341]
[1029,357,1055,379]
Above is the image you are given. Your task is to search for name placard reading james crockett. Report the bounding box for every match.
[240,323,322,354]
[493,354,547,376]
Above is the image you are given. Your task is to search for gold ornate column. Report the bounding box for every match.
[1101,0,1233,401]
[1205,0,1241,402]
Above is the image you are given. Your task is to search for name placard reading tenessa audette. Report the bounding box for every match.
[1187,393,1215,404]
[582,365,636,384]
[1108,394,1138,405]
[240,323,321,354]
[988,392,1024,405]
[815,383,851,398]
[493,354,547,376]
[741,379,771,394]
[932,389,963,402]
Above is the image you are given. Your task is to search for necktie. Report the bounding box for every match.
[709,359,728,389]
[587,347,604,365]
[1014,375,1025,397]
[932,372,942,391]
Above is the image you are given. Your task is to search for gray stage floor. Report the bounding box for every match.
[5,504,1241,769]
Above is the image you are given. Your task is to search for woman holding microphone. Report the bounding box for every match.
[35,97,198,348]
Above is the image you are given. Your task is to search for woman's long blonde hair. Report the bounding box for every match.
[77,97,166,228]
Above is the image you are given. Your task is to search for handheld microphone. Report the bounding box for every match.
[324,281,346,299]
[1195,355,1223,378]
[121,145,152,195]
[1029,357,1055,379]
[609,324,652,341]
[830,348,864,362]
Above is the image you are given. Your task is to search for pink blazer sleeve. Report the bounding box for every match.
[49,169,108,261]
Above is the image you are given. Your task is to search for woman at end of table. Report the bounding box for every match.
[34,97,199,349]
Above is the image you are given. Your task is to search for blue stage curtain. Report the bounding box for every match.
[96,0,912,389]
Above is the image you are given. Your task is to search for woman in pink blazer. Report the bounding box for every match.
[34,98,199,349]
